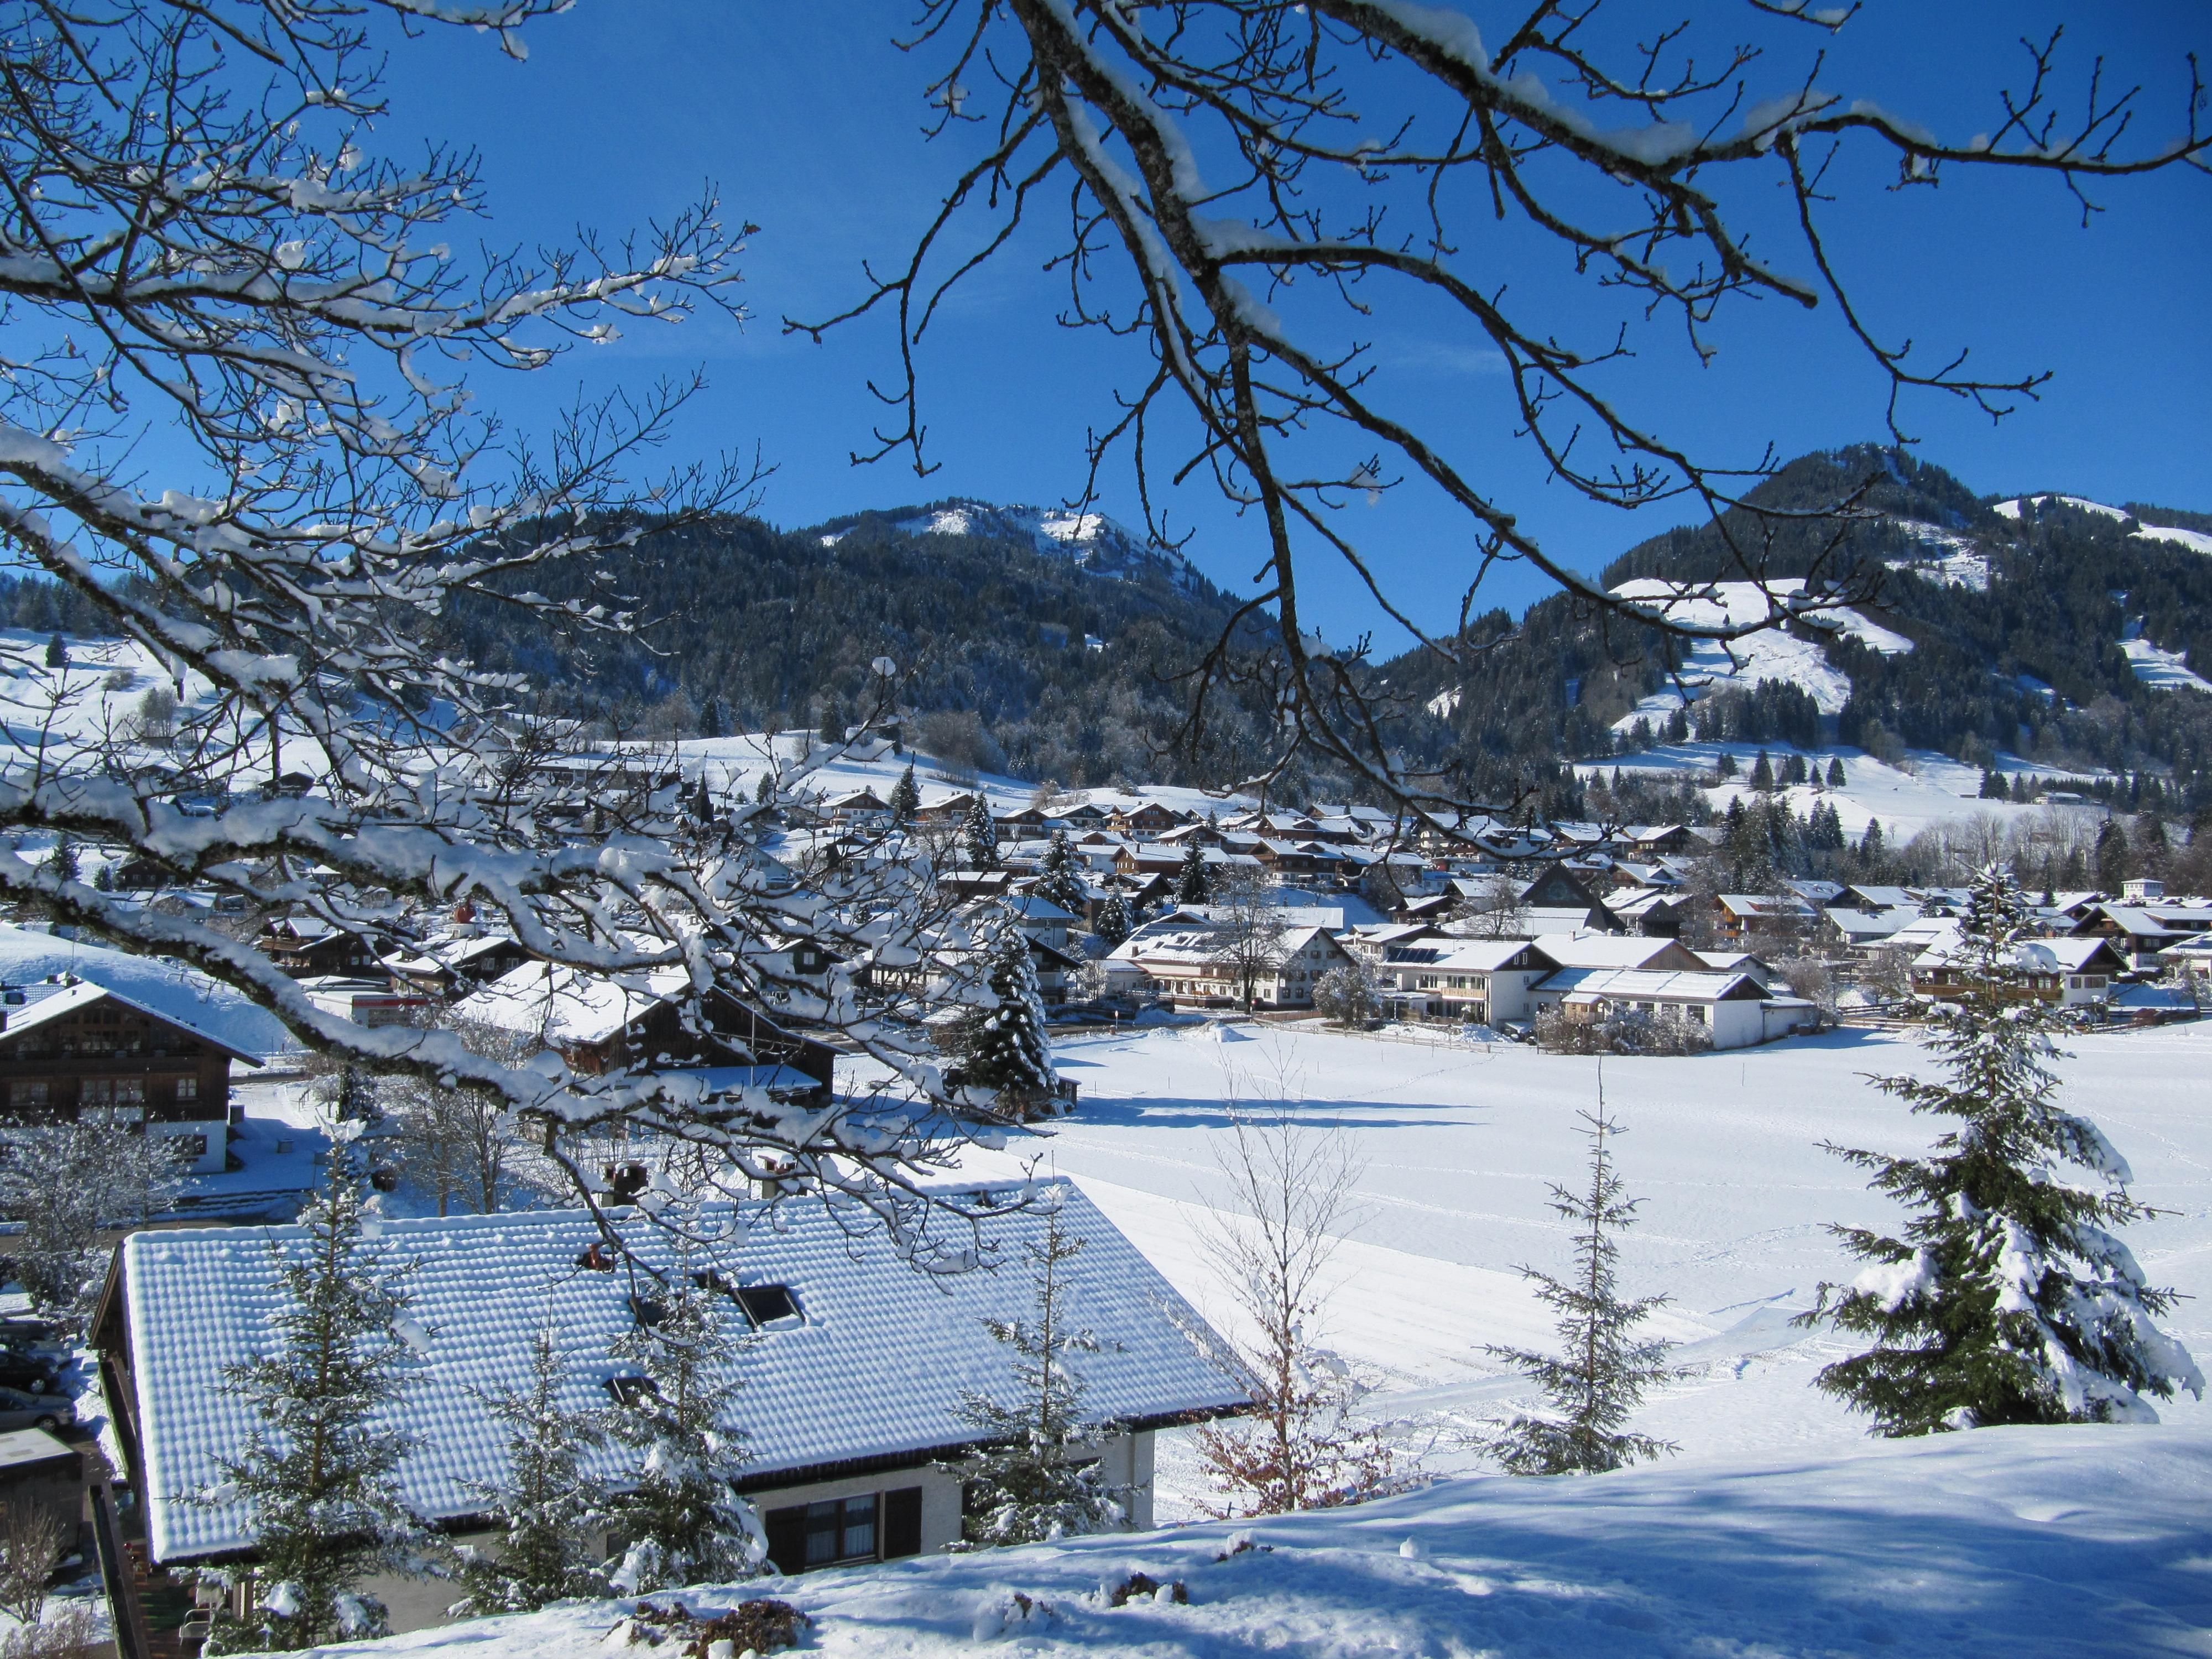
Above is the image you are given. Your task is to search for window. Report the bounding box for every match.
[761,1494,886,1572]
[168,1134,208,1161]
[175,1076,198,1102]
[1687,1005,1707,1024]
[8,1081,46,1109]
[604,1375,658,1406]
[81,1077,144,1106]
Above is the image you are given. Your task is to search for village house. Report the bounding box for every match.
[1104,920,1353,1009]
[92,1182,1247,1632]
[451,963,836,1103]
[1528,967,1811,1048]
[1379,938,1558,1024]
[254,916,395,978]
[1912,934,2132,1008]
[0,978,258,1173]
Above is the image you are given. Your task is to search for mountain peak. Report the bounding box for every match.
[817,497,1207,589]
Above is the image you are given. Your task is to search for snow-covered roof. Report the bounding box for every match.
[123,1181,1245,1564]
[1382,938,1550,972]
[448,960,688,1048]
[1534,967,1765,1003]
[1527,933,1688,971]
[1913,936,2128,974]
[0,977,264,1063]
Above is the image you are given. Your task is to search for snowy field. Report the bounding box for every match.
[294,1022,2212,1659]
[940,1021,2212,1513]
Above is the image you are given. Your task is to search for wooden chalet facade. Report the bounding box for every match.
[0,980,258,1173]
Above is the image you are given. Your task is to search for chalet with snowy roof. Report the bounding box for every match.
[1105,922,1352,1009]
[1912,934,2130,1008]
[449,963,834,1102]
[93,1183,1247,1630]
[1708,893,1820,946]
[1380,938,1557,1024]
[0,979,259,1173]
[1530,967,1811,1049]
[254,917,395,978]
[2068,902,2212,970]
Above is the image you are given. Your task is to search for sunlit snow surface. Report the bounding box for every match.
[324,1020,2212,1658]
[1605,578,1913,732]
[2120,619,2212,695]
[1994,493,2212,557]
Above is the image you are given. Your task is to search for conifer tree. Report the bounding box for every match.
[1828,757,1848,788]
[1094,890,1135,950]
[450,1319,611,1617]
[207,1142,425,1652]
[1034,828,1088,917]
[753,768,776,806]
[948,1203,1125,1548]
[1749,750,1775,792]
[1804,865,2203,1435]
[1479,1107,1681,1475]
[961,796,1001,869]
[888,763,920,830]
[947,931,1059,1118]
[42,835,76,884]
[602,1269,763,1593]
[1172,841,1211,905]
[41,635,61,670]
[1860,818,1885,864]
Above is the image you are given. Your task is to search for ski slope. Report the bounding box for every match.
[1606,579,1914,732]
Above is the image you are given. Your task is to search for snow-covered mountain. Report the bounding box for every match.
[822,498,1208,590]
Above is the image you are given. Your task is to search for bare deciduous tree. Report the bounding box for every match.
[1193,1108,1403,1515]
[0,1503,66,1627]
[803,3,2208,825]
[0,1,1025,1264]
[1203,865,1291,1010]
[0,1113,186,1323]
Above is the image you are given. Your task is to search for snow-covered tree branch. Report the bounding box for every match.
[0,1,1027,1264]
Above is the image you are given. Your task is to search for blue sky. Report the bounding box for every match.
[375,3,2209,652]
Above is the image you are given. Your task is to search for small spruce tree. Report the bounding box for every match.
[449,1318,611,1617]
[1034,828,1088,917]
[754,768,776,806]
[42,836,76,885]
[960,796,1001,869]
[1094,890,1135,950]
[1828,757,1847,787]
[1803,865,2203,1434]
[946,931,1060,1119]
[1749,750,1775,792]
[888,763,920,830]
[602,1269,763,1593]
[41,634,62,669]
[206,1141,425,1652]
[1479,1107,1681,1475]
[948,1203,1126,1548]
[1172,841,1211,905]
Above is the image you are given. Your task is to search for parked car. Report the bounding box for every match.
[0,1353,63,1394]
[0,1386,71,1434]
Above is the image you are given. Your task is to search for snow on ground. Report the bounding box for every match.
[919,1018,2212,1524]
[1574,741,2107,839]
[327,1416,2212,1659]
[1606,579,1913,733]
[1883,518,1991,591]
[1994,494,2212,557]
[316,1014,2212,1656]
[2121,619,2212,695]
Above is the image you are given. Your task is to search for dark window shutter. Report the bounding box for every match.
[883,1486,922,1558]
[763,1504,806,1575]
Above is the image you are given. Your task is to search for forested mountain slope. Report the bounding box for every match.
[1382,446,2212,807]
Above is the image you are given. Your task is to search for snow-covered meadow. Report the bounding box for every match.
[283,1021,2212,1659]
[945,1020,2212,1507]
